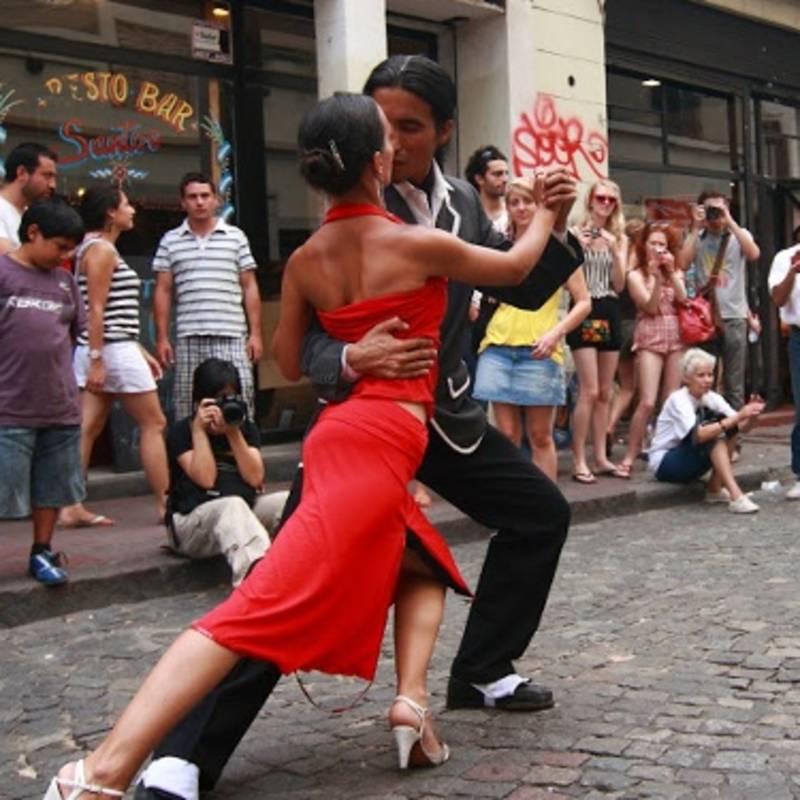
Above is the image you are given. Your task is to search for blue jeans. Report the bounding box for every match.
[0,425,85,517]
[789,327,800,477]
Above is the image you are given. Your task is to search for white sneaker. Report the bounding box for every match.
[704,488,731,504]
[729,495,760,514]
[786,481,800,500]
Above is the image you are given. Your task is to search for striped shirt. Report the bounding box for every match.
[76,235,141,345]
[152,218,256,338]
[582,246,617,300]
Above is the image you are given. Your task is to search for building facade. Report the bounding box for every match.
[1,0,798,444]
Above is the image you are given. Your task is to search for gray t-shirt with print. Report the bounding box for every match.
[693,229,751,319]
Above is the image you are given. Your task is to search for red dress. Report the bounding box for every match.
[194,208,470,681]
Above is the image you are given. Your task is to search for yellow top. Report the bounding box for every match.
[479,288,564,365]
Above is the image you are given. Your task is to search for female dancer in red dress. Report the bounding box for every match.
[45,93,563,798]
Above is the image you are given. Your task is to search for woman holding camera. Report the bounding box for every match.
[567,179,628,483]
[59,185,168,528]
[616,222,687,477]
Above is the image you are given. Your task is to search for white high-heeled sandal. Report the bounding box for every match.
[43,760,125,799]
[390,694,450,770]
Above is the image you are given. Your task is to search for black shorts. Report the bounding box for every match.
[566,295,622,352]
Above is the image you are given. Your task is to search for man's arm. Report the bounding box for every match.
[153,271,174,367]
[771,250,800,308]
[300,315,437,401]
[240,269,263,362]
[474,171,583,309]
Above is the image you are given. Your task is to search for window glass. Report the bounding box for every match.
[611,168,739,230]
[759,99,800,180]
[0,0,231,60]
[664,85,734,171]
[607,71,663,165]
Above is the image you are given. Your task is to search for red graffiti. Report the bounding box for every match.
[512,94,608,181]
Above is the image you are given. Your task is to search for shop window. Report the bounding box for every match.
[0,47,234,424]
[0,0,231,62]
[664,86,737,172]
[611,167,739,230]
[759,99,800,181]
[607,69,739,173]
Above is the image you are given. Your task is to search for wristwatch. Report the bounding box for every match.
[88,348,103,361]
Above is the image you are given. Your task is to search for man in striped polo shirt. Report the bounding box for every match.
[153,172,263,419]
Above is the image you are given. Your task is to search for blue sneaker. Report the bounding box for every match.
[29,549,68,586]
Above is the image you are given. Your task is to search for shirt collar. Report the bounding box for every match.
[392,162,453,229]
[178,216,229,238]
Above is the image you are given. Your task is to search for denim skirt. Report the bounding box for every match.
[473,345,565,406]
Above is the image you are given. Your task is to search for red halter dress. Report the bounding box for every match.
[193,204,470,681]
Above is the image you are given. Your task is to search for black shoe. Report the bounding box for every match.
[446,675,554,711]
[133,784,185,800]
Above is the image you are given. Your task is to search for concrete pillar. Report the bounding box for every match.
[456,0,607,193]
[314,0,388,97]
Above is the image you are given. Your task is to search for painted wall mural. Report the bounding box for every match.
[511,93,608,181]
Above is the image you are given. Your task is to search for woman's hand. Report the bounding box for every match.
[192,398,224,433]
[142,348,163,381]
[659,250,676,275]
[86,358,106,394]
[531,330,560,360]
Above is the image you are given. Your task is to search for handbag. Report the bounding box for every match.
[679,230,730,345]
[678,295,715,344]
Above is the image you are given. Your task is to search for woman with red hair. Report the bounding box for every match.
[616,222,687,477]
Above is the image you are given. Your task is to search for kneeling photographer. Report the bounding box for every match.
[165,357,287,585]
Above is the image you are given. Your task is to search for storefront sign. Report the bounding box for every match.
[44,72,194,133]
[57,117,162,169]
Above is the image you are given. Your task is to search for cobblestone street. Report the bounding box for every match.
[4,491,800,799]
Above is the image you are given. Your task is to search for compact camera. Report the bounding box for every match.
[705,205,723,222]
[214,394,247,425]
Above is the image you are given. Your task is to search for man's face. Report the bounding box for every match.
[24,226,77,269]
[371,87,453,185]
[181,182,218,222]
[477,159,509,199]
[20,156,57,202]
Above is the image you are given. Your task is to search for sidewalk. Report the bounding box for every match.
[0,417,794,629]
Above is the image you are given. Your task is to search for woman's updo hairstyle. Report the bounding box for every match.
[79,184,123,231]
[298,93,384,196]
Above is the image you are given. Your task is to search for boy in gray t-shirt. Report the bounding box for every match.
[678,191,761,409]
[0,199,86,585]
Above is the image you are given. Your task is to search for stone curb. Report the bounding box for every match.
[2,461,790,630]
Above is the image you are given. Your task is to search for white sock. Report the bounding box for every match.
[140,757,199,800]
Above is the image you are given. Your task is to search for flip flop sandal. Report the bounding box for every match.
[571,471,597,485]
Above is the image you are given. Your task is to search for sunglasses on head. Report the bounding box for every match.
[593,194,617,204]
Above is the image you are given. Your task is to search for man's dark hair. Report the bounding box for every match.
[697,190,727,205]
[79,184,123,231]
[180,171,216,197]
[192,357,241,404]
[19,196,84,243]
[793,225,800,245]
[363,55,457,131]
[298,93,384,196]
[5,142,57,183]
[465,145,507,190]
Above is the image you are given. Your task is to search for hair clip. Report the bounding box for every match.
[328,139,345,172]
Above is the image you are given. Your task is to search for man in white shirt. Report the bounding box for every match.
[768,242,800,499]
[153,172,263,420]
[0,143,58,254]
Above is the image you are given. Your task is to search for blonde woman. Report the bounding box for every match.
[567,179,628,482]
[473,178,591,480]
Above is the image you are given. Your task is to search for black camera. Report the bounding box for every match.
[214,394,246,425]
[705,205,723,222]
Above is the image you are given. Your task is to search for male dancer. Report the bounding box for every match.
[136,55,582,800]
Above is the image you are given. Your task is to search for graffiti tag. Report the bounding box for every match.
[512,94,608,181]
